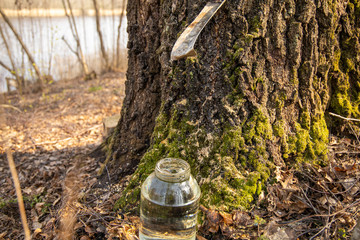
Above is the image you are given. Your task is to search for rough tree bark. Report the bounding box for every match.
[97,0,360,212]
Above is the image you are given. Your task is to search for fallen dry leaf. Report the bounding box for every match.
[33,228,42,237]
[233,210,252,226]
[35,202,45,215]
[80,236,91,240]
[196,235,207,240]
[327,197,338,206]
[319,196,327,205]
[220,222,237,237]
[85,225,95,234]
[0,232,7,238]
[220,211,233,225]
[199,205,221,233]
[334,164,356,173]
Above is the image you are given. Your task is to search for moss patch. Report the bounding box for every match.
[280,112,329,164]
[329,0,360,122]
[115,104,274,212]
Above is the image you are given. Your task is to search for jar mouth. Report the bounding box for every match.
[155,158,190,182]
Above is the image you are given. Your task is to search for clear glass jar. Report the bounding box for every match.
[140,158,201,240]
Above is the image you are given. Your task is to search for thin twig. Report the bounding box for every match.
[301,167,345,207]
[309,217,336,240]
[6,149,31,240]
[329,112,360,122]
[304,178,358,195]
[61,36,78,56]
[278,199,360,225]
[0,104,22,112]
[333,151,360,154]
[296,228,320,239]
[348,122,360,145]
[86,216,116,223]
[105,165,111,186]
[300,187,320,215]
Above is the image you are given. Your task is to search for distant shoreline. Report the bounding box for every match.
[2,8,125,17]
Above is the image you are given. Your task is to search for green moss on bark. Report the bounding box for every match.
[112,0,360,215]
[329,0,360,121]
[279,112,328,164]
[115,104,274,212]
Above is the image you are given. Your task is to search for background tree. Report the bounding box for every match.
[0,7,44,90]
[61,0,91,79]
[0,24,24,94]
[115,0,127,70]
[92,0,111,72]
[98,0,360,211]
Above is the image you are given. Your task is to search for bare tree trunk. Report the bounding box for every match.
[0,25,23,94]
[61,0,91,78]
[92,0,110,72]
[15,2,26,81]
[45,3,54,76]
[115,0,127,69]
[81,0,88,64]
[111,0,116,65]
[0,8,43,90]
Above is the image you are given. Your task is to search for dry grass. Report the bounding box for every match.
[59,155,84,240]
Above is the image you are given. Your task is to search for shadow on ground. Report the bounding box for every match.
[0,145,103,239]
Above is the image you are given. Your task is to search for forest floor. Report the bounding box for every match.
[0,72,127,239]
[1,72,360,240]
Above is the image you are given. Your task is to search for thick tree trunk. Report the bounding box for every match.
[98,0,360,212]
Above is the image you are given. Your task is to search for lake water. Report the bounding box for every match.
[0,15,128,92]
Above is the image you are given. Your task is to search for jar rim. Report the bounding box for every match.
[155,158,190,182]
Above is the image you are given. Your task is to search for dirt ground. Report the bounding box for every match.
[1,72,360,240]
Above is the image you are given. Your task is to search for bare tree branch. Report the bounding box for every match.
[61,0,90,76]
[0,7,43,90]
[0,24,24,94]
[329,112,360,122]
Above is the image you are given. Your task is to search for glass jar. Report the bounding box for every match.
[140,158,201,240]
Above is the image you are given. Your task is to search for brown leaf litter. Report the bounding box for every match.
[0,72,125,239]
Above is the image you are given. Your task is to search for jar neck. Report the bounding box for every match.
[155,158,190,183]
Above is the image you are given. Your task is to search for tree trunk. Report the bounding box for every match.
[61,0,90,78]
[0,8,43,90]
[0,24,24,94]
[98,0,360,212]
[115,0,127,69]
[92,0,111,72]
